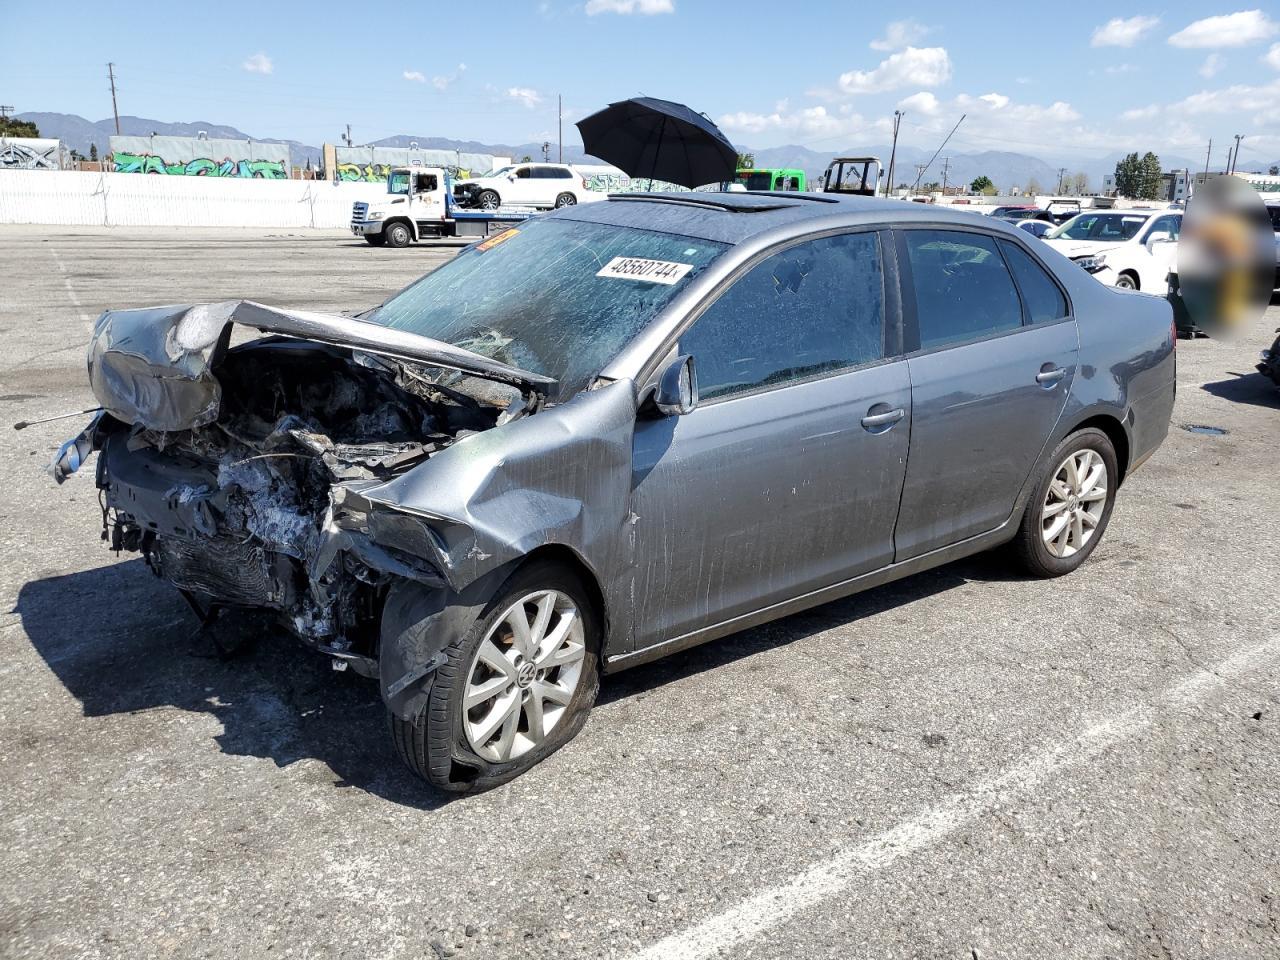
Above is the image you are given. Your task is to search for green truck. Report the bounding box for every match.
[732,168,807,191]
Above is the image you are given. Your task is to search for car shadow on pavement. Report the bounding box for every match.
[17,550,1019,808]
[15,558,448,810]
[1201,372,1280,409]
[599,550,1020,707]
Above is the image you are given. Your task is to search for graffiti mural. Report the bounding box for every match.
[330,145,496,183]
[112,153,287,178]
[0,138,68,170]
[337,162,393,183]
[108,135,291,179]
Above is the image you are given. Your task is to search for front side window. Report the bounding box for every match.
[680,232,886,402]
[1144,215,1181,242]
[1000,241,1068,323]
[905,230,1023,350]
[1050,214,1148,241]
[369,219,726,400]
[515,167,532,179]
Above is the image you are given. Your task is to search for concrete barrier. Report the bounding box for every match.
[0,170,388,229]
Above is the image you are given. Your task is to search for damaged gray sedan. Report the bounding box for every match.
[56,193,1176,791]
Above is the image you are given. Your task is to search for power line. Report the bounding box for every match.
[885,110,903,197]
[912,114,966,193]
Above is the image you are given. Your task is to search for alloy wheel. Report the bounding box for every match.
[463,590,586,762]
[1041,448,1108,558]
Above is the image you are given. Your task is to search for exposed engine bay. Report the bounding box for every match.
[62,300,552,671]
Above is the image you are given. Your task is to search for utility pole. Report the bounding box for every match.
[913,163,927,193]
[1230,134,1243,174]
[0,105,13,119]
[885,110,903,198]
[1056,167,1067,194]
[107,63,121,134]
[542,140,550,162]
[1201,138,1213,189]
[558,95,563,163]
[940,156,951,195]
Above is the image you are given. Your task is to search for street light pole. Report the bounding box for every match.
[885,110,902,199]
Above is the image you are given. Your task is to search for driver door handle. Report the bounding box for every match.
[861,407,906,429]
[1036,366,1066,384]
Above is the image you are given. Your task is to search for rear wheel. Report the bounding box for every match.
[1115,271,1139,290]
[1010,428,1118,577]
[384,221,412,248]
[478,190,501,211]
[554,192,577,208]
[389,560,601,793]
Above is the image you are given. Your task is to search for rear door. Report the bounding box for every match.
[629,230,910,649]
[893,228,1078,560]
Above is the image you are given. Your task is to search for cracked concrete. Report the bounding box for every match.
[1,227,1278,960]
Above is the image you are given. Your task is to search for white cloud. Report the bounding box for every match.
[584,0,673,14]
[1168,10,1278,48]
[1198,53,1223,77]
[403,70,426,83]
[718,105,872,141]
[897,91,940,115]
[1121,104,1162,121]
[1265,42,1280,69]
[1103,63,1138,75]
[979,92,1009,109]
[432,63,467,90]
[1091,15,1160,47]
[870,19,930,51]
[838,46,951,94]
[506,87,544,109]
[242,52,273,75]
[1174,77,1280,114]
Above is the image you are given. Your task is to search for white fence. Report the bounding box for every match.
[0,170,388,229]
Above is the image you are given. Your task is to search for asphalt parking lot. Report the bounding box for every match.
[2,225,1279,960]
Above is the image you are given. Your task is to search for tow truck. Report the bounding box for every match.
[821,156,883,196]
[350,167,536,248]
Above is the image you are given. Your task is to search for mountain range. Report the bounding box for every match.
[17,111,1274,194]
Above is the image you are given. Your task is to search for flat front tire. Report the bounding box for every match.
[1010,427,1118,577]
[389,560,601,793]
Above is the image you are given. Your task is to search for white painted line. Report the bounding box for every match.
[48,247,91,325]
[629,637,1280,960]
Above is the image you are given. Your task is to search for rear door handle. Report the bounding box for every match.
[1036,365,1066,385]
[861,406,906,430]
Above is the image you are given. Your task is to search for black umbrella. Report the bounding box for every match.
[575,97,738,190]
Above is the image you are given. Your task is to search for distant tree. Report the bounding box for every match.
[89,143,98,161]
[1139,151,1163,200]
[521,155,532,162]
[923,181,941,193]
[1026,177,1043,196]
[1070,172,1089,195]
[736,152,755,169]
[0,117,40,137]
[1114,153,1142,198]
[1270,165,1278,176]
[970,175,994,193]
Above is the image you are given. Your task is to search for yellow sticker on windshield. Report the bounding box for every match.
[475,228,519,252]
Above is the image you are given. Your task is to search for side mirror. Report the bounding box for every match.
[1147,232,1172,248]
[653,354,698,417]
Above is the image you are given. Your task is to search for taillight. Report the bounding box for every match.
[582,178,588,189]
[1171,317,1177,350]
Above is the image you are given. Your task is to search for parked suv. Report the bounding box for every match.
[1043,209,1182,291]
[453,163,602,210]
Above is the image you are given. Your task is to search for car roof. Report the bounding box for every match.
[549,191,999,245]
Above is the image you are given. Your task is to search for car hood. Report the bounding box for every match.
[1042,238,1122,258]
[87,299,555,432]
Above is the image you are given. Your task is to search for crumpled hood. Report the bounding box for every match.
[1043,238,1120,259]
[87,300,555,433]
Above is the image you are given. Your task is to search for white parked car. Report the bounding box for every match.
[1043,209,1182,292]
[452,163,603,211]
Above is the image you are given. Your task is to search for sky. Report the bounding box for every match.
[4,1,1279,166]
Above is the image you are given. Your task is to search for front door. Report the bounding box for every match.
[893,229,1078,560]
[628,230,910,651]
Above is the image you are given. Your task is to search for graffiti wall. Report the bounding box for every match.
[108,136,291,179]
[330,145,498,183]
[0,138,69,171]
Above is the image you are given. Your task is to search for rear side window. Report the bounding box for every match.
[999,241,1068,323]
[680,232,885,401]
[904,231,1023,349]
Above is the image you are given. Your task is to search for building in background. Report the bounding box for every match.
[0,138,70,171]
[1161,169,1190,203]
[107,134,290,178]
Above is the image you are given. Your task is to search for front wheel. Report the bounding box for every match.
[554,192,577,208]
[389,560,601,793]
[477,190,501,211]
[1010,428,1118,577]
[1114,271,1139,290]
[384,221,412,248]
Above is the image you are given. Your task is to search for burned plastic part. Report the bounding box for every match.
[87,300,555,434]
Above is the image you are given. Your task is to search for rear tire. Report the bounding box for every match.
[1010,428,1118,578]
[478,190,501,211]
[554,192,577,208]
[389,559,601,793]
[384,222,412,248]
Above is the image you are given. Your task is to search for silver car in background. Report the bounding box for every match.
[61,192,1176,791]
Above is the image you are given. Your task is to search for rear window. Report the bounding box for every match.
[368,219,727,400]
[905,230,1023,349]
[1000,241,1069,323]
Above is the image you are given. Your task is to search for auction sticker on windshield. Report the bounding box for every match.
[596,257,694,285]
